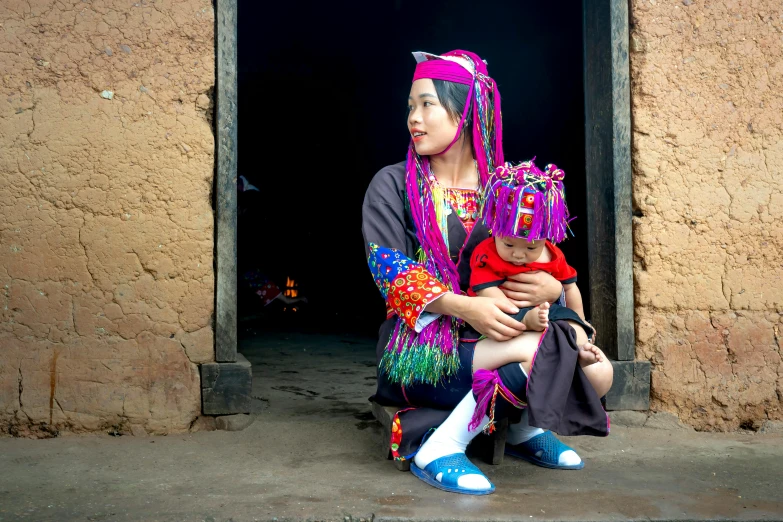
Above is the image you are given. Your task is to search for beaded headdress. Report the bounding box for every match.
[481,160,572,243]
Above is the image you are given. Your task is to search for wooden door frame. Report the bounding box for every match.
[215,0,238,364]
[210,0,650,411]
[583,0,649,409]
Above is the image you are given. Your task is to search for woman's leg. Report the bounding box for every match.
[411,333,543,492]
[472,330,542,374]
[475,330,583,469]
[412,392,493,492]
[411,342,494,493]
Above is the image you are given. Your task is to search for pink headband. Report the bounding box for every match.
[410,50,503,166]
[412,59,473,85]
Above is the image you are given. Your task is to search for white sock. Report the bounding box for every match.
[413,392,492,491]
[506,408,545,444]
[506,365,544,444]
[557,449,582,467]
[507,407,581,467]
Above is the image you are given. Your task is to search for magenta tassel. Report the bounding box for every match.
[469,369,499,431]
[386,50,507,387]
[528,191,545,240]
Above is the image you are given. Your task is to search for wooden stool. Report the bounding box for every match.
[370,401,508,471]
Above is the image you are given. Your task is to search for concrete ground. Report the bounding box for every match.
[1,329,783,522]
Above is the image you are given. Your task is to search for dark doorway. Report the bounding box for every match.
[236,1,587,337]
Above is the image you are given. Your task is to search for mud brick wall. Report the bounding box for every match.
[0,0,215,436]
[631,0,782,430]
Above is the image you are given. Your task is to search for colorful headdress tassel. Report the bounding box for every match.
[384,49,506,386]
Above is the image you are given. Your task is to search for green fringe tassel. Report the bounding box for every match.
[379,347,460,387]
[379,316,462,388]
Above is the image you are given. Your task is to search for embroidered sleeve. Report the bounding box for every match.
[367,243,448,330]
[362,166,450,331]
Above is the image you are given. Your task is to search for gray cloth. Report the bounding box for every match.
[527,320,609,436]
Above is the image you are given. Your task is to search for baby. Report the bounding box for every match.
[469,160,603,366]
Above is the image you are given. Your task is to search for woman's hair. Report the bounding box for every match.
[433,79,473,151]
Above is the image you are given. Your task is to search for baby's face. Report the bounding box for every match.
[494,236,546,265]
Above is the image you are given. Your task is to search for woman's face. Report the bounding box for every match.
[407,79,460,156]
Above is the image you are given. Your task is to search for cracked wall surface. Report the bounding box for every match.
[631,0,782,430]
[0,0,215,436]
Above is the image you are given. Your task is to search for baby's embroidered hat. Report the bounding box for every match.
[481,160,572,243]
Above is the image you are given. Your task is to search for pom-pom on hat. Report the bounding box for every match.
[481,160,573,243]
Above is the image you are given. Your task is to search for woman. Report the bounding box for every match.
[362,50,612,495]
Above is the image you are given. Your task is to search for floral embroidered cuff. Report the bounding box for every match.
[388,265,447,330]
[367,243,448,330]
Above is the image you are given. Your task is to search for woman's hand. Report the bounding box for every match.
[423,293,526,342]
[459,296,527,342]
[500,270,563,308]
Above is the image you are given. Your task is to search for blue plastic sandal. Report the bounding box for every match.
[410,453,495,495]
[505,431,585,470]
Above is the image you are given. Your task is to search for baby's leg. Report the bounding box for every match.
[473,330,543,375]
[565,321,614,398]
